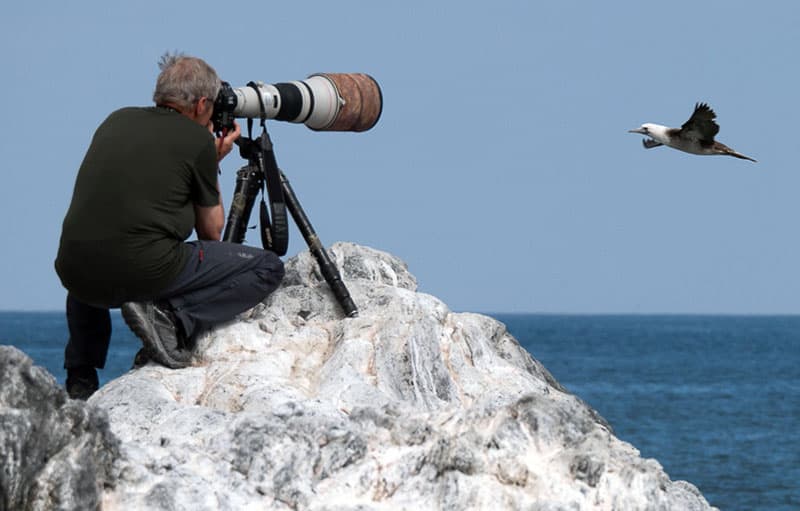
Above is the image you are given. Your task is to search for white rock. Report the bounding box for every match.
[91,242,717,511]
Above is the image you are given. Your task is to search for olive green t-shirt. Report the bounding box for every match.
[55,106,219,305]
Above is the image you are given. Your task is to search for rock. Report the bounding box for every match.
[0,345,119,511]
[3,243,719,510]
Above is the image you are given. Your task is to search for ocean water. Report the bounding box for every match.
[1,312,798,511]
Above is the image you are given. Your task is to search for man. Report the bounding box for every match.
[55,53,285,400]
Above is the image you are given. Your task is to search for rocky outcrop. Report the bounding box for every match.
[0,345,118,511]
[1,243,718,510]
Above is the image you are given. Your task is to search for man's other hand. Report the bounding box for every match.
[210,121,241,161]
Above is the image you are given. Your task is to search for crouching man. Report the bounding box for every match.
[55,53,284,400]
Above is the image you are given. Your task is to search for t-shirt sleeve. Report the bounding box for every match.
[191,140,220,207]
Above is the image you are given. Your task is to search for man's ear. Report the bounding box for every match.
[194,98,206,118]
[203,97,215,116]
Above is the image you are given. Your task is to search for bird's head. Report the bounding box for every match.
[628,123,655,135]
[628,123,669,142]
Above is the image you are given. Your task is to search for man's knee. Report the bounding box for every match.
[255,251,285,294]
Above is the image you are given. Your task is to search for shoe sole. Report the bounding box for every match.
[66,380,98,400]
[121,303,192,369]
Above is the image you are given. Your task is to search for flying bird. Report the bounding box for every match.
[629,103,756,162]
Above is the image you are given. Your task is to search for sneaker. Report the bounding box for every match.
[121,302,193,369]
[66,366,99,400]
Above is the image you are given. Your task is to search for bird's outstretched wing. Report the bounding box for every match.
[642,138,663,149]
[680,102,720,145]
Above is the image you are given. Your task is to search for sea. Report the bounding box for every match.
[1,311,798,511]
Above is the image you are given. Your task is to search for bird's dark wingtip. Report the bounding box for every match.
[694,102,710,111]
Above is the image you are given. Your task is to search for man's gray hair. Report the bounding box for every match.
[153,52,221,111]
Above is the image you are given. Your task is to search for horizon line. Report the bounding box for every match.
[3,309,800,318]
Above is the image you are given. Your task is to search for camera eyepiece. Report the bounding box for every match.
[212,73,382,134]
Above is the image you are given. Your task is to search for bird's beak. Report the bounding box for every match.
[628,128,646,134]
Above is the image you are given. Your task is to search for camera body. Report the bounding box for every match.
[213,82,238,134]
[212,73,382,134]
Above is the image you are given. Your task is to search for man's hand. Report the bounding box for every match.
[210,121,241,162]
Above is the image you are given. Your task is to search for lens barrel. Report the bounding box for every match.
[311,73,383,132]
[227,73,382,132]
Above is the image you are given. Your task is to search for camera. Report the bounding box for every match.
[212,73,382,133]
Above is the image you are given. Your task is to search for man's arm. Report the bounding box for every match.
[194,180,224,240]
[195,121,240,241]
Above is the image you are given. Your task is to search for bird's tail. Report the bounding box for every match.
[726,149,757,163]
[718,143,757,163]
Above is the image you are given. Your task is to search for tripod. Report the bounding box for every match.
[222,124,358,318]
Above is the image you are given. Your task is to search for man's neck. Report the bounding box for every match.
[156,103,184,115]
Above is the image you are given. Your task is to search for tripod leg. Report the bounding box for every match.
[279,171,358,318]
[222,165,262,244]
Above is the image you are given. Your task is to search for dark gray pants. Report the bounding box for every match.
[64,241,284,370]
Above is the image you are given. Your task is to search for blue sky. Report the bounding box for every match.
[1,1,798,314]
